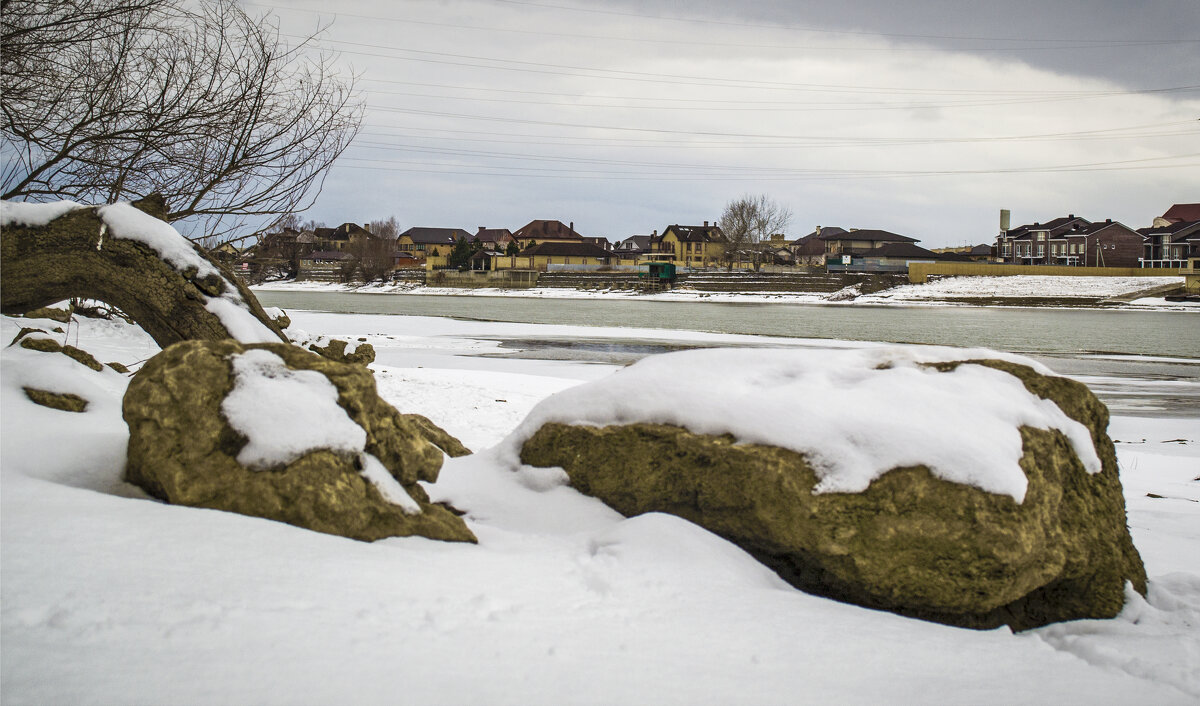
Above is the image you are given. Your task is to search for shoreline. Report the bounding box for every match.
[251,275,1199,312]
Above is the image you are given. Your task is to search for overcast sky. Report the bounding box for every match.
[258,0,1199,247]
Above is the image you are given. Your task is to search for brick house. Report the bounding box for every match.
[996,215,1090,265]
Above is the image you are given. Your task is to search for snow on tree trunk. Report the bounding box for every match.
[1,195,286,347]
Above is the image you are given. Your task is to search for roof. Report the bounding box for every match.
[1162,204,1200,223]
[819,229,919,243]
[968,244,994,256]
[513,220,583,240]
[473,227,513,243]
[1066,220,1138,237]
[400,227,471,244]
[617,235,652,251]
[660,224,725,243]
[314,222,373,241]
[520,241,612,258]
[795,226,846,242]
[1138,219,1200,237]
[1006,216,1090,239]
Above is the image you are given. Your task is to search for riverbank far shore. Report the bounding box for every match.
[252,274,1197,311]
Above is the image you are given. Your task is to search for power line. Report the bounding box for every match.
[295,35,1200,97]
[244,1,1198,53]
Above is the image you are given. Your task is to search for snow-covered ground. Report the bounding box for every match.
[254,275,1198,310]
[2,309,1198,705]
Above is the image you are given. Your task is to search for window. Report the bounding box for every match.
[1037,245,1044,256]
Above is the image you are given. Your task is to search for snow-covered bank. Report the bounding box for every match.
[3,310,1198,704]
[252,275,1198,310]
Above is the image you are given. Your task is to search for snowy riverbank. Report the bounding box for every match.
[252,274,1197,311]
[2,309,1198,704]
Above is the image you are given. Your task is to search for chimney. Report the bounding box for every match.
[569,221,574,233]
[1000,209,1010,232]
[1068,214,1075,219]
[652,229,657,237]
[478,226,485,234]
[363,223,370,233]
[1105,218,1112,223]
[703,220,708,227]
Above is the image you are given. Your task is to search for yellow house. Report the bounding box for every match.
[650,223,726,268]
[512,219,585,250]
[397,227,469,255]
[507,241,612,270]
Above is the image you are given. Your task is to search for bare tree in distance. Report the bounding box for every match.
[1,0,362,247]
[369,216,400,241]
[718,194,792,270]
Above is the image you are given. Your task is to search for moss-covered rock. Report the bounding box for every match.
[22,306,72,322]
[62,344,103,371]
[23,387,88,412]
[519,359,1144,631]
[308,338,376,366]
[123,339,475,543]
[106,361,130,374]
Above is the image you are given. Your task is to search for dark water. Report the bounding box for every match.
[256,290,1200,417]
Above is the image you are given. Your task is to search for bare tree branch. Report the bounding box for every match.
[1,0,362,246]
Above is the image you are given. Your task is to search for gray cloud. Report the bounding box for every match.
[601,0,1200,88]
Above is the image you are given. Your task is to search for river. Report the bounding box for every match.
[255,290,1200,418]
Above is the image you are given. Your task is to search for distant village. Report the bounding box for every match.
[229,203,1200,285]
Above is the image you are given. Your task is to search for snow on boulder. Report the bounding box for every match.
[515,346,1146,630]
[122,339,475,543]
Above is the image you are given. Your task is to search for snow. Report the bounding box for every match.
[504,346,1100,502]
[96,202,220,277]
[222,349,366,469]
[2,308,1198,705]
[0,199,84,227]
[94,202,281,344]
[253,274,1195,310]
[221,348,418,512]
[865,275,1180,301]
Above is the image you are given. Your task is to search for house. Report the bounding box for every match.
[1053,220,1144,267]
[820,229,918,255]
[648,223,726,268]
[512,220,584,250]
[472,227,514,253]
[1154,203,1200,227]
[615,234,653,257]
[828,242,967,273]
[791,226,844,266]
[1138,219,1200,268]
[995,215,1090,265]
[514,241,613,269]
[313,222,375,251]
[582,236,612,251]
[398,227,471,258]
[296,250,355,282]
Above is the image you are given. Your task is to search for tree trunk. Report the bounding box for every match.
[1,196,286,347]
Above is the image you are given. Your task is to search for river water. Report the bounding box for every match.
[256,290,1200,418]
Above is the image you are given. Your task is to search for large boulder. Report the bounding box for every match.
[516,348,1146,630]
[123,339,475,543]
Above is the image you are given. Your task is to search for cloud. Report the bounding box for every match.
[266,0,1200,246]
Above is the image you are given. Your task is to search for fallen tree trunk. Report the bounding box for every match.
[1,196,286,347]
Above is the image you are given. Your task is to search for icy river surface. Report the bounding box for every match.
[256,291,1200,418]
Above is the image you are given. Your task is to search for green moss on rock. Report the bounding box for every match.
[23,387,88,412]
[308,338,376,366]
[123,339,475,543]
[519,360,1145,631]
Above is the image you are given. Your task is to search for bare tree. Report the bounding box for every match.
[368,216,400,241]
[2,0,362,246]
[718,194,792,270]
